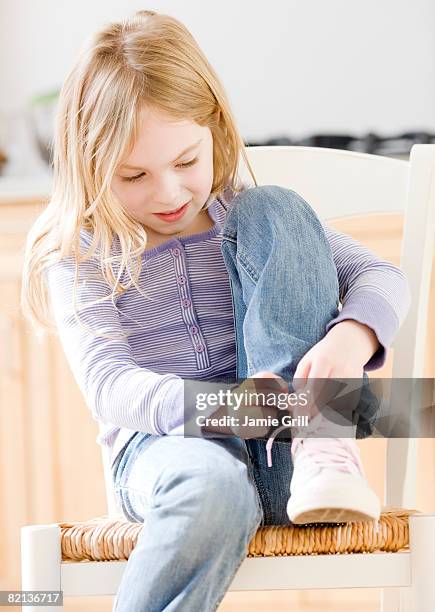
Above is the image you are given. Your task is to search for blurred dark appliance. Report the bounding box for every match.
[246,132,435,157]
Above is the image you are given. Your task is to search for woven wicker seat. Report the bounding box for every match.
[59,508,417,563]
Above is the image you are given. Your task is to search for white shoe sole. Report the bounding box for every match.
[287,480,381,524]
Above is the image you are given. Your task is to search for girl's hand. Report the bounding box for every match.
[292,320,380,417]
[230,371,288,438]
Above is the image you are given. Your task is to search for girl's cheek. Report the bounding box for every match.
[111,182,144,214]
[111,180,128,203]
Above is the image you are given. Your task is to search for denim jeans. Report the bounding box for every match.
[111,186,349,611]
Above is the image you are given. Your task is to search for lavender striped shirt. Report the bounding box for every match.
[46,187,411,464]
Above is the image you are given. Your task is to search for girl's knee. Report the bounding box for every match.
[231,185,320,230]
[156,455,261,527]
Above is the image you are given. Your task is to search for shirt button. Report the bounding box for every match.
[196,344,204,353]
[171,247,181,257]
[190,325,198,334]
[182,298,191,308]
[177,275,186,285]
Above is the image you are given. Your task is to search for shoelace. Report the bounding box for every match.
[290,437,364,476]
[266,423,291,467]
[265,412,324,467]
[265,413,362,471]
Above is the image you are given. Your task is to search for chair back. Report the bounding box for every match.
[242,145,435,507]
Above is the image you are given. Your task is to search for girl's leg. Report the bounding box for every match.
[221,184,340,382]
[112,432,262,612]
[220,185,380,524]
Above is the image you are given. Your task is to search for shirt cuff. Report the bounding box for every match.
[325,290,399,371]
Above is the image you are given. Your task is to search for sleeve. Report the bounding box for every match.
[322,223,411,371]
[45,253,185,436]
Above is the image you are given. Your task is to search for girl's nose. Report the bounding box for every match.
[151,173,181,208]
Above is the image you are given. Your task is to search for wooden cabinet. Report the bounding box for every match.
[0,200,108,593]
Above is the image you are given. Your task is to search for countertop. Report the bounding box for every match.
[0,174,52,204]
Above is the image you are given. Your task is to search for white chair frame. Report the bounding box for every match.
[21,145,435,611]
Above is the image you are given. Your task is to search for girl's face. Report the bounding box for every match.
[112,106,214,243]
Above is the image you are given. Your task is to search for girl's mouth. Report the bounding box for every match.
[153,201,190,222]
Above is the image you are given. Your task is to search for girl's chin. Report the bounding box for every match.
[140,221,185,236]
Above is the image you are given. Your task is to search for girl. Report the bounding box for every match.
[21,10,410,611]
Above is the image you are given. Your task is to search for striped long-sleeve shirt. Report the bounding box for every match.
[46,187,411,465]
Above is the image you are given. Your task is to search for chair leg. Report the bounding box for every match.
[409,514,435,611]
[21,524,63,612]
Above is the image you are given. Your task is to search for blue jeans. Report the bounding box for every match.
[112,186,346,611]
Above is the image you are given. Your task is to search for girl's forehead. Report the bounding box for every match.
[123,109,211,168]
[134,114,207,149]
[139,106,197,132]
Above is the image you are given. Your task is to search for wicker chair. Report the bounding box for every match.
[21,145,435,611]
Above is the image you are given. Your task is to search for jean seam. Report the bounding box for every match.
[245,441,273,526]
[236,252,259,283]
[115,485,144,523]
[116,483,153,502]
[112,433,141,488]
[252,466,273,525]
[222,234,259,282]
[118,435,151,487]
[241,441,264,524]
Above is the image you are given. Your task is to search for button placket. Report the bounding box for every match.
[172,245,210,369]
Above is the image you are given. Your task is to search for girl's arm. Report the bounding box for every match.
[322,223,411,370]
[46,245,185,436]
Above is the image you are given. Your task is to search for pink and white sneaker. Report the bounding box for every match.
[286,433,381,524]
[258,372,381,524]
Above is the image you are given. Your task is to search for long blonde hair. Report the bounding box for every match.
[21,9,257,334]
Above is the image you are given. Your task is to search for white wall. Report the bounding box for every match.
[1,0,434,140]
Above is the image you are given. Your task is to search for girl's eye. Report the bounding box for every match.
[122,157,199,183]
[123,172,145,183]
[177,157,198,169]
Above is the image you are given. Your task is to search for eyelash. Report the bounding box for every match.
[122,157,199,183]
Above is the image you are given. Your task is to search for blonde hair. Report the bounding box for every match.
[21,9,257,334]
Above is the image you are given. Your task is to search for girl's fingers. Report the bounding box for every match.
[251,370,288,390]
[293,362,306,378]
[230,403,270,438]
[293,360,310,391]
[293,361,329,418]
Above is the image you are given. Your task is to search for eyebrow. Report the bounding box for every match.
[120,139,203,171]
